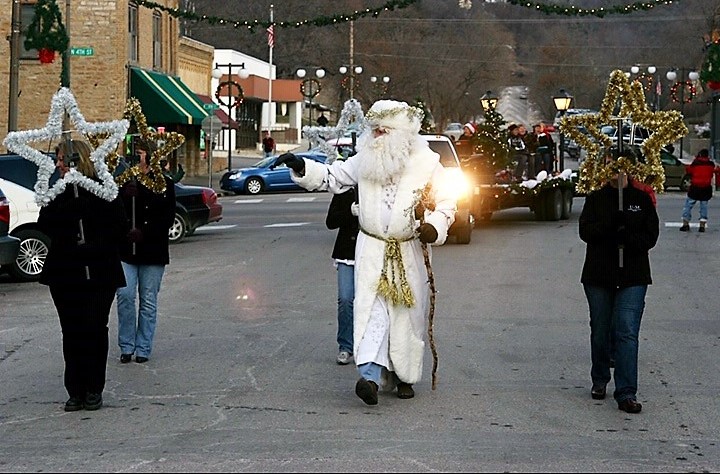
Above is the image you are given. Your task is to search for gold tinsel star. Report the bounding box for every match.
[89,97,185,193]
[560,69,688,194]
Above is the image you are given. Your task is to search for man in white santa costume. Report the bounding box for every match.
[275,100,456,405]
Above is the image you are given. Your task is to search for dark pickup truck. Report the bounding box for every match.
[461,154,575,222]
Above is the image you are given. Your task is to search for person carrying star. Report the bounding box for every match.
[37,138,128,412]
[115,139,175,365]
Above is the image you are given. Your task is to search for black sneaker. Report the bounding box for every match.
[64,397,84,412]
[84,393,103,411]
[679,224,690,232]
[135,356,149,364]
[699,226,706,233]
[120,354,132,363]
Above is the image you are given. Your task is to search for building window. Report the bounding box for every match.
[20,3,38,60]
[152,11,162,69]
[128,3,138,63]
[276,102,289,124]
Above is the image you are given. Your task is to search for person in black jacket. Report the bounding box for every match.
[116,141,175,364]
[37,139,128,412]
[579,151,659,414]
[325,186,359,365]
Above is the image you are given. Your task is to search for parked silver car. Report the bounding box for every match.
[442,122,464,142]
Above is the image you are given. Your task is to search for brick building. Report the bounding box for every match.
[1,0,213,176]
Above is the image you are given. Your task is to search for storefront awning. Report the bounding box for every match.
[129,68,208,125]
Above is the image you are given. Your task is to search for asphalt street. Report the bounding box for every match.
[1,187,719,472]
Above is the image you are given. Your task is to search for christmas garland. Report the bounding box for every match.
[135,0,420,31]
[505,0,679,17]
[23,0,69,53]
[300,79,322,99]
[215,80,244,109]
[135,0,678,27]
[669,81,696,104]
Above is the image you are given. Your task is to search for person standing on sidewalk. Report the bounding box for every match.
[326,184,359,366]
[579,151,659,414]
[37,139,128,412]
[116,141,175,364]
[680,148,714,232]
[262,131,276,158]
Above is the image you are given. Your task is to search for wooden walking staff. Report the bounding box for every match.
[416,183,439,390]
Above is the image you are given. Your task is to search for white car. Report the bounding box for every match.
[0,178,48,281]
[421,134,473,244]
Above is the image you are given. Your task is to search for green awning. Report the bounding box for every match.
[129,68,208,125]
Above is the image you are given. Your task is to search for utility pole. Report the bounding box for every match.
[61,0,71,88]
[8,0,21,132]
[349,20,354,99]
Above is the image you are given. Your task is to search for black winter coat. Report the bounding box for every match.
[119,175,175,265]
[579,182,659,288]
[325,188,359,260]
[38,186,128,289]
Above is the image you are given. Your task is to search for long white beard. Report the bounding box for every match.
[357,130,416,184]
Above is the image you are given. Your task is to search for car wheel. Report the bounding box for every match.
[168,213,187,244]
[533,195,547,221]
[544,188,563,221]
[560,189,573,220]
[9,229,50,282]
[245,177,264,195]
[453,209,472,244]
[680,174,691,192]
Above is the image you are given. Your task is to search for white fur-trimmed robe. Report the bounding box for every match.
[292,145,456,384]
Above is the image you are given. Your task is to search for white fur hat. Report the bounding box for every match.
[365,100,424,134]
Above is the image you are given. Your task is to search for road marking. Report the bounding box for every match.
[193,225,237,232]
[234,199,263,204]
[286,197,317,202]
[665,222,703,228]
[264,222,310,228]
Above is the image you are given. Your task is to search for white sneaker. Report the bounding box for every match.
[336,351,352,365]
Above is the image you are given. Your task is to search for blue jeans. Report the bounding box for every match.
[584,284,647,402]
[117,262,165,358]
[336,262,354,353]
[681,197,708,222]
[358,362,383,385]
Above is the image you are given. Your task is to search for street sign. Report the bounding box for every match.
[201,115,223,136]
[203,103,220,111]
[70,47,94,56]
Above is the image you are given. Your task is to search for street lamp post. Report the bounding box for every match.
[212,62,249,172]
[630,64,659,110]
[480,90,498,113]
[666,68,700,160]
[369,75,391,100]
[339,65,363,100]
[296,68,325,126]
[553,89,573,172]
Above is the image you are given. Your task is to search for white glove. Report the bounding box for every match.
[350,202,359,217]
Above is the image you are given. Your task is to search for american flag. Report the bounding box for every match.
[267,25,274,48]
